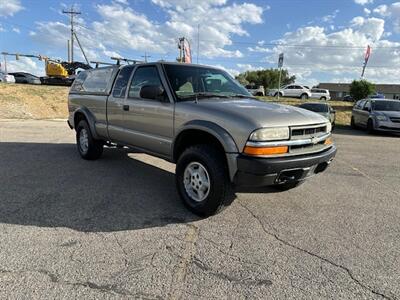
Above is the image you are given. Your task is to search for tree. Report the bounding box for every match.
[235,69,296,90]
[349,80,375,101]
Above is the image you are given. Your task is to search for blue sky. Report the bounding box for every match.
[1,0,400,84]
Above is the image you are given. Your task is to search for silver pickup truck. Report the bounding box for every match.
[68,62,336,216]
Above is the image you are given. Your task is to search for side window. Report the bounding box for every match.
[128,66,162,99]
[358,100,365,109]
[112,66,134,98]
[364,101,371,111]
[82,68,114,93]
[287,85,294,89]
[70,71,88,92]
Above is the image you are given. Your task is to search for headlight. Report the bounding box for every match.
[326,122,332,133]
[249,127,289,142]
[376,115,387,121]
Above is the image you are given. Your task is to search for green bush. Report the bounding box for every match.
[349,80,375,101]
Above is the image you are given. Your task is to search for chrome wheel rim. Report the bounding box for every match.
[79,128,89,154]
[183,162,210,202]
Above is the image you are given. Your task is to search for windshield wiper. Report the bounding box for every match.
[178,92,230,101]
[226,94,257,99]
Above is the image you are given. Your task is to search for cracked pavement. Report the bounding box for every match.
[0,120,399,299]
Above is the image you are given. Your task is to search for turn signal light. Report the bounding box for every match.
[244,146,289,156]
[324,137,333,145]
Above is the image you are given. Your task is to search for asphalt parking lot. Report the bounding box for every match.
[0,119,399,299]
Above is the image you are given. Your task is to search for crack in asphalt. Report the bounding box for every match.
[192,256,272,287]
[0,268,162,299]
[167,223,199,300]
[238,201,394,300]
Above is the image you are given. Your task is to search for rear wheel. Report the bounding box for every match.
[76,120,103,160]
[175,144,234,217]
[320,96,327,100]
[274,92,283,98]
[351,116,356,129]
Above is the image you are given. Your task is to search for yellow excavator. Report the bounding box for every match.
[1,52,92,86]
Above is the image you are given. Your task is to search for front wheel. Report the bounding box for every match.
[76,120,103,160]
[175,145,234,217]
[300,93,309,100]
[367,119,375,134]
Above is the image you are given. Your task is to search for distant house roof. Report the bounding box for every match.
[317,83,400,94]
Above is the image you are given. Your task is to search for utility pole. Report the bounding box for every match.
[63,6,81,63]
[141,52,151,63]
[197,24,200,64]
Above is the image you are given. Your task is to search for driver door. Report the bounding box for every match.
[122,65,174,158]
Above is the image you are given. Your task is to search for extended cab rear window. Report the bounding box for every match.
[71,67,117,94]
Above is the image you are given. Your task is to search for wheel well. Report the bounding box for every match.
[173,129,226,163]
[74,112,87,129]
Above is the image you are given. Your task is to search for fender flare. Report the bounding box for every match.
[72,107,100,139]
[173,120,239,181]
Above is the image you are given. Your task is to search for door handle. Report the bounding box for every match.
[123,105,129,111]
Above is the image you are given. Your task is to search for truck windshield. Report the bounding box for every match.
[164,64,251,101]
[372,101,400,111]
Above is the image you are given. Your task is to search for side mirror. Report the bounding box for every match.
[331,109,336,114]
[140,85,165,101]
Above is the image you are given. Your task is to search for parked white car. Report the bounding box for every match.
[268,84,312,100]
[310,88,331,100]
[0,72,16,83]
[245,84,265,96]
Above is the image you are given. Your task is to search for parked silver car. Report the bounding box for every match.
[68,62,336,216]
[351,99,400,133]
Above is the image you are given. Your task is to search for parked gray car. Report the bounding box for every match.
[68,62,336,216]
[299,102,336,128]
[9,72,41,84]
[351,99,400,133]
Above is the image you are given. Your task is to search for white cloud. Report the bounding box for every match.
[31,1,264,61]
[12,27,20,33]
[321,9,339,23]
[364,8,371,15]
[266,17,400,83]
[373,2,400,33]
[354,0,374,6]
[0,0,24,17]
[247,46,273,53]
[6,57,45,76]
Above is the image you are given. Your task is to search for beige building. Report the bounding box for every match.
[317,83,400,100]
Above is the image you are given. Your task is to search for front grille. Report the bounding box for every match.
[390,117,400,123]
[290,124,327,140]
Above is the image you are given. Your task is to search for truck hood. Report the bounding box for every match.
[186,98,328,127]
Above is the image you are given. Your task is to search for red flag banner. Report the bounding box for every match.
[183,39,192,63]
[364,45,371,63]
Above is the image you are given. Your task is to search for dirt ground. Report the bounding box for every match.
[0,83,69,119]
[0,83,353,126]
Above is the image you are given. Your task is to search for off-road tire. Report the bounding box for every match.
[175,144,234,217]
[76,120,103,160]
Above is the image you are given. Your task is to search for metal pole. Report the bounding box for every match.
[73,32,90,65]
[278,67,282,101]
[4,54,7,74]
[67,40,70,62]
[197,24,200,64]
